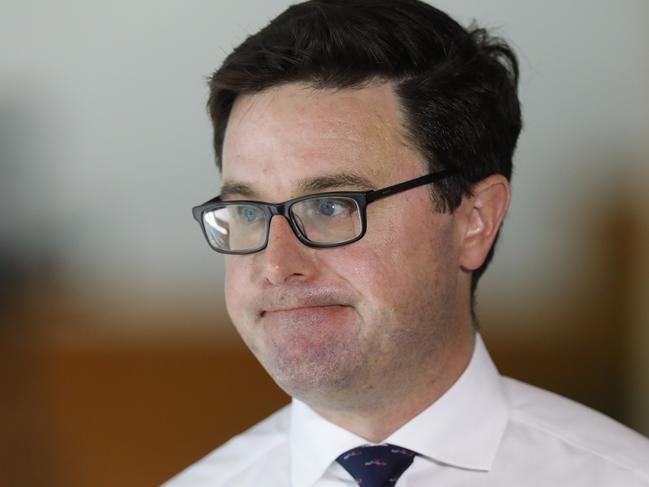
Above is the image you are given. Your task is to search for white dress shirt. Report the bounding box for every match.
[163,334,649,486]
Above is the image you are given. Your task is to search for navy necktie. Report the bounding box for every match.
[336,444,417,486]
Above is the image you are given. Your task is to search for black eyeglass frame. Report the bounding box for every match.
[192,169,459,255]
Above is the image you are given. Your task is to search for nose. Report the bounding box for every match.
[258,215,318,285]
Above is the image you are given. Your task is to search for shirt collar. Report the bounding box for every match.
[289,333,510,487]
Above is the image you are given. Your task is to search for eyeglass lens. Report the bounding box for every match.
[202,196,362,252]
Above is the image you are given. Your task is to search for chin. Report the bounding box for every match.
[257,343,364,401]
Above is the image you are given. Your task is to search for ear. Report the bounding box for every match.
[457,174,511,272]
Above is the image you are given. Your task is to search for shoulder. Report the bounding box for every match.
[161,404,292,487]
[501,376,649,484]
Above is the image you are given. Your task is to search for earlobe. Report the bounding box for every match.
[458,175,511,271]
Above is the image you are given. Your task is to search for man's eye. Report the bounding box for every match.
[235,206,263,223]
[312,198,354,217]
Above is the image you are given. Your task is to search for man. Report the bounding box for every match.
[165,1,649,485]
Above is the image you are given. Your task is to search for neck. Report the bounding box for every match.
[311,328,476,443]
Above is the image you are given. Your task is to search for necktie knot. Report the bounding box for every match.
[336,444,417,486]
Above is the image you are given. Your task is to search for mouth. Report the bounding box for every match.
[260,304,348,318]
[256,287,357,323]
[259,303,356,329]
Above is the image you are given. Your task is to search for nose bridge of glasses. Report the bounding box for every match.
[265,202,291,228]
[265,202,289,217]
[263,201,305,242]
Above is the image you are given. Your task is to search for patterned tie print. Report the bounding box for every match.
[336,444,417,486]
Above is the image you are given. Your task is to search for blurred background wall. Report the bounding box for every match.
[1,1,648,485]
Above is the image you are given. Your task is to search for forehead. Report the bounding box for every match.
[221,82,424,200]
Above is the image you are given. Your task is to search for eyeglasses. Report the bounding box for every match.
[192,169,458,254]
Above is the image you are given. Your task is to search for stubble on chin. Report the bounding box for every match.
[251,320,370,406]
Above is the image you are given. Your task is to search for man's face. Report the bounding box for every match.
[221,82,468,410]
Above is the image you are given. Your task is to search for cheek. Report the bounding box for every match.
[334,208,454,314]
[223,256,248,319]
[331,237,419,312]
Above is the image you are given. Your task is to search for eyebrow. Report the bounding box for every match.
[219,173,377,200]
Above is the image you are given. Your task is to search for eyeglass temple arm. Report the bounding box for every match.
[365,169,459,203]
[192,169,459,220]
